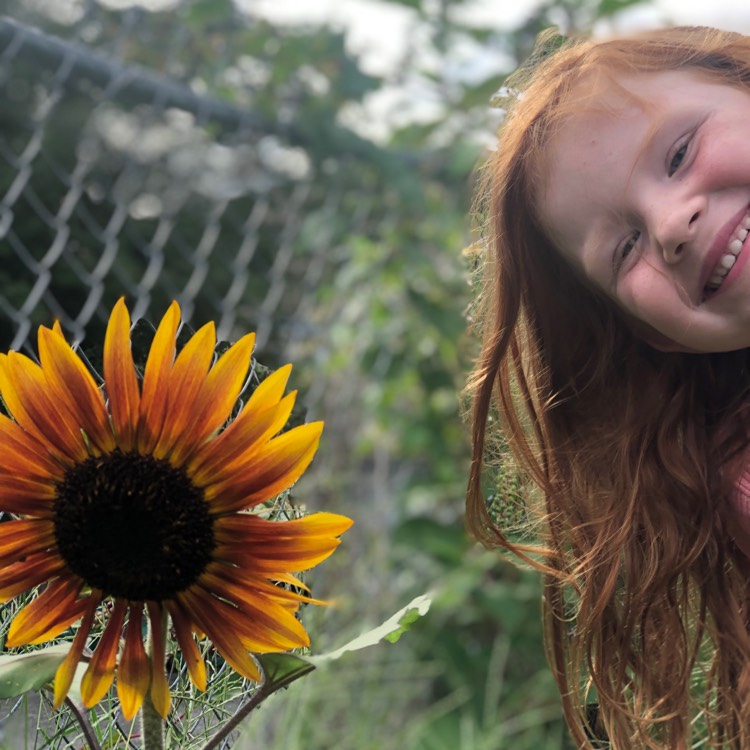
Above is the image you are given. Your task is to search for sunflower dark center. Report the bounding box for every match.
[54,450,215,601]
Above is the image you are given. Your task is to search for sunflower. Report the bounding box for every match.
[0,298,351,720]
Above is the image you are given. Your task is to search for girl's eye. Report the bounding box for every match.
[668,140,689,177]
[615,231,640,272]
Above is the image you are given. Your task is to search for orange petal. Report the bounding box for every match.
[81,598,127,708]
[207,564,323,609]
[178,590,262,682]
[206,422,323,514]
[152,322,216,461]
[147,602,172,717]
[0,353,87,463]
[6,577,84,647]
[0,474,57,517]
[0,518,55,560]
[103,298,141,452]
[118,605,150,721]
[138,302,180,455]
[166,600,207,691]
[169,333,255,466]
[37,326,114,455]
[54,596,99,708]
[190,392,296,486]
[0,413,65,480]
[0,552,66,601]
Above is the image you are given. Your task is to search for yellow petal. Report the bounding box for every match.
[166,600,207,691]
[147,602,172,717]
[6,577,84,646]
[169,333,255,466]
[103,298,141,452]
[152,323,216,461]
[37,326,114,454]
[138,302,180,454]
[177,590,261,681]
[0,412,65,480]
[81,599,126,708]
[0,353,87,462]
[0,553,66,601]
[206,422,323,514]
[54,597,98,708]
[190,392,296,486]
[118,605,150,721]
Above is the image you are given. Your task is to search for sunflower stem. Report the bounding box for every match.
[64,697,102,750]
[140,691,165,750]
[199,679,272,750]
[141,607,166,750]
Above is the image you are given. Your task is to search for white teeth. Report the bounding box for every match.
[705,210,750,294]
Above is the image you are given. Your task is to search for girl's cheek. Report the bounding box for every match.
[700,125,750,187]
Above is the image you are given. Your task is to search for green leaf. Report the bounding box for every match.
[0,644,70,699]
[308,593,433,663]
[256,652,316,692]
[256,594,432,690]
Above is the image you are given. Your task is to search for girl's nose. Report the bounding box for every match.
[655,201,702,264]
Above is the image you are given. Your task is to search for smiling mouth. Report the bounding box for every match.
[704,213,750,294]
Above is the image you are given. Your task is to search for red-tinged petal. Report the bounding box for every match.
[0,413,65,480]
[37,327,115,455]
[269,571,311,593]
[169,333,255,466]
[207,563,326,608]
[201,571,309,644]
[104,298,141,452]
[118,605,150,721]
[214,512,351,572]
[138,302,180,455]
[81,598,127,708]
[0,553,66,601]
[7,577,85,646]
[216,536,343,574]
[1,353,87,463]
[190,392,296,486]
[217,511,353,541]
[54,597,99,708]
[0,518,54,559]
[152,323,216,461]
[166,600,207,691]
[147,602,172,717]
[206,422,323,514]
[0,475,57,517]
[177,590,261,681]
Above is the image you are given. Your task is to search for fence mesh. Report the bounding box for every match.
[0,14,327,358]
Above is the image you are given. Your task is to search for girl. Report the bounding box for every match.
[467,26,750,749]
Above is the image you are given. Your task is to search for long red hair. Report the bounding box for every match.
[468,26,750,748]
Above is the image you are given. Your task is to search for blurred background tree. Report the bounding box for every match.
[0,0,746,748]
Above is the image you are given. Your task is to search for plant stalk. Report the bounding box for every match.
[64,697,102,750]
[141,605,167,750]
[200,679,272,750]
[140,692,165,750]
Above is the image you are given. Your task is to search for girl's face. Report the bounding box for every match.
[539,68,750,353]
